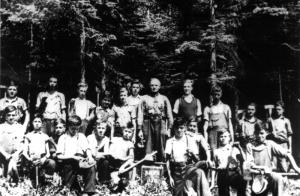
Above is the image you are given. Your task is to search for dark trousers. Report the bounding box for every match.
[27,158,56,187]
[42,119,56,137]
[218,170,250,196]
[61,159,96,193]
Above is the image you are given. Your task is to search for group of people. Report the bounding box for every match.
[0,76,299,196]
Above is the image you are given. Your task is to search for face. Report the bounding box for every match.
[33,118,43,130]
[212,91,222,102]
[123,128,133,140]
[68,125,79,136]
[7,86,17,98]
[183,82,193,95]
[131,83,140,96]
[246,105,256,117]
[256,129,267,143]
[48,77,58,90]
[6,111,17,124]
[96,123,107,138]
[55,123,66,136]
[120,90,128,104]
[275,106,284,116]
[188,122,198,133]
[219,131,230,146]
[149,79,160,93]
[101,98,111,108]
[175,125,186,138]
[78,87,87,98]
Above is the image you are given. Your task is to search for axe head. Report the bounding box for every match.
[264,105,274,110]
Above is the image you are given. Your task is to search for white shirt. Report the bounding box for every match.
[25,131,49,158]
[69,98,95,120]
[109,137,134,160]
[165,135,198,163]
[36,91,66,119]
[87,134,109,156]
[0,122,25,154]
[56,133,90,157]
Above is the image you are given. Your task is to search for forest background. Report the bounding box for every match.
[0,0,300,161]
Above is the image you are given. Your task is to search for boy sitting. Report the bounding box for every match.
[165,118,211,196]
[56,115,97,196]
[186,119,211,161]
[213,129,251,196]
[23,114,56,186]
[101,122,134,191]
[249,123,300,196]
[0,106,27,183]
[87,120,110,183]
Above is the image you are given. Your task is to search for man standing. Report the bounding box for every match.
[173,79,202,123]
[137,78,173,162]
[203,86,233,150]
[237,103,262,144]
[0,80,29,125]
[127,79,143,111]
[36,76,66,137]
[68,81,96,134]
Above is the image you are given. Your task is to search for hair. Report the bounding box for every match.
[183,79,194,86]
[49,75,58,81]
[67,115,82,127]
[7,80,18,88]
[254,122,268,135]
[132,79,141,87]
[187,118,198,127]
[149,78,161,86]
[210,85,222,95]
[275,100,285,109]
[119,86,128,94]
[55,118,66,127]
[173,118,186,129]
[126,121,134,129]
[3,105,17,116]
[32,113,44,122]
[248,102,257,109]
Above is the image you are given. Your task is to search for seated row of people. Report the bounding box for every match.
[0,107,135,195]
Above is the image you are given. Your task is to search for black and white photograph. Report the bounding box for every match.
[0,0,299,195]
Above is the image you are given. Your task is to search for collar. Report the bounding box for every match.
[219,144,232,151]
[4,97,18,103]
[129,95,141,99]
[244,117,257,123]
[182,94,194,99]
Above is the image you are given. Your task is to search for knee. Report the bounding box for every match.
[194,168,205,176]
[47,159,56,170]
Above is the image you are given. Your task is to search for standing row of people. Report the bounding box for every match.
[0,75,298,196]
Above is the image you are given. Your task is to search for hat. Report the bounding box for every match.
[79,158,96,169]
[252,175,268,194]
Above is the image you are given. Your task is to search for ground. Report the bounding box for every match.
[0,176,300,196]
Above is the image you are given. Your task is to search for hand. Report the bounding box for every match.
[41,157,47,164]
[138,130,143,139]
[73,155,84,161]
[169,177,175,188]
[87,155,94,164]
[186,187,197,196]
[167,129,171,137]
[206,160,214,168]
[33,159,41,166]
[131,137,136,144]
